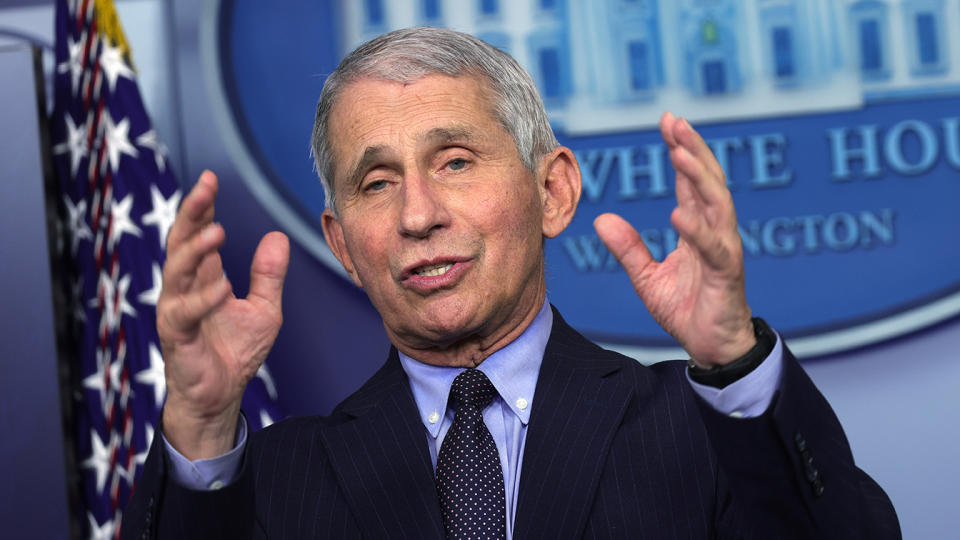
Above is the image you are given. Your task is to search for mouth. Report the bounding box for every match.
[412,262,454,277]
[401,257,472,291]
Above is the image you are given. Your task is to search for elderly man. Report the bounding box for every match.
[124,27,898,539]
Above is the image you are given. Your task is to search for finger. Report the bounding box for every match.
[167,171,219,253]
[248,232,290,310]
[672,117,725,181]
[662,114,722,212]
[160,276,233,333]
[674,171,703,211]
[163,223,226,295]
[594,213,656,285]
[670,206,731,271]
[670,145,729,214]
[659,111,680,148]
[195,250,226,288]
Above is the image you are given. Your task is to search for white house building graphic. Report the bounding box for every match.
[338,0,960,133]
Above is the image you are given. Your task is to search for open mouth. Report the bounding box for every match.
[401,258,471,290]
[413,263,454,277]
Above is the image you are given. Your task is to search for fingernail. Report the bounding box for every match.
[681,117,691,129]
[202,223,219,241]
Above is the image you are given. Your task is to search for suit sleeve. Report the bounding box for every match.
[121,415,259,540]
[694,345,902,539]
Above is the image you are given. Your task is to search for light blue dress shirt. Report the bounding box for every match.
[164,299,784,538]
[397,300,553,539]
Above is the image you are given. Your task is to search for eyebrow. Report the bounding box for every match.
[344,144,389,190]
[421,126,477,146]
[342,126,482,189]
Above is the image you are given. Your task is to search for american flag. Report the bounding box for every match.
[50,1,284,538]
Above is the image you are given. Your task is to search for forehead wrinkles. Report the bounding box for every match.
[329,75,500,179]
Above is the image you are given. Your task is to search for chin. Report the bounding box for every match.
[403,302,482,345]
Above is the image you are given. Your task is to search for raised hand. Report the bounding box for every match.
[594,112,755,367]
[158,171,290,459]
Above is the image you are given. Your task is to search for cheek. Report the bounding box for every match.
[344,227,388,279]
[508,182,545,231]
[483,185,543,250]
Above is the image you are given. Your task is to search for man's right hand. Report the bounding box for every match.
[158,171,290,460]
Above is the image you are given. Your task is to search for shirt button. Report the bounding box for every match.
[209,480,224,490]
[516,398,528,410]
[729,411,744,418]
[428,411,440,424]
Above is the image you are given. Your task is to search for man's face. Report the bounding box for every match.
[321,74,550,358]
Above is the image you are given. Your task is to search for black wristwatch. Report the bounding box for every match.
[687,318,776,389]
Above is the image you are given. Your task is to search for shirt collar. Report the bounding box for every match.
[398,299,553,438]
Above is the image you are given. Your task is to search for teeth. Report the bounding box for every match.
[414,263,454,277]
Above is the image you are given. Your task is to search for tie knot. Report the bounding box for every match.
[449,369,497,410]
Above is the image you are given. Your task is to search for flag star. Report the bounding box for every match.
[57,35,84,94]
[82,351,108,409]
[99,38,134,93]
[136,129,169,173]
[136,424,155,467]
[141,185,181,248]
[90,273,108,310]
[103,113,139,173]
[138,263,163,306]
[93,271,138,331]
[54,114,87,178]
[116,273,138,319]
[256,364,278,400]
[109,356,124,392]
[63,196,92,255]
[135,343,166,406]
[83,430,112,495]
[108,193,142,249]
[260,409,275,429]
[115,461,136,485]
[86,513,115,540]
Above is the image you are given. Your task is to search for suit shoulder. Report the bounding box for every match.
[247,413,330,452]
[549,307,691,386]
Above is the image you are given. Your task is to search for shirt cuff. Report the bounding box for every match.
[686,332,784,418]
[161,413,247,490]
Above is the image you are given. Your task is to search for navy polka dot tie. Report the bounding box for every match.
[436,369,506,539]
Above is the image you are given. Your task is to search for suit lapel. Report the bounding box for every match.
[513,309,650,539]
[319,350,445,539]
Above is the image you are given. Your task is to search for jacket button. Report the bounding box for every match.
[813,481,825,497]
[794,432,807,453]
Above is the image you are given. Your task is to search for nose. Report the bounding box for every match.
[397,169,449,238]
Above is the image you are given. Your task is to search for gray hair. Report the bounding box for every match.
[310,26,559,212]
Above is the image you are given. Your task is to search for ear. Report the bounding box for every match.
[538,146,582,238]
[321,208,364,288]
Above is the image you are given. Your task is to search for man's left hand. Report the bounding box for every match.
[594,112,755,367]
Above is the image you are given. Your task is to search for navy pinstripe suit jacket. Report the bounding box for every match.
[124,309,900,539]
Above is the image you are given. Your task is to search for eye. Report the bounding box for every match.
[447,158,467,171]
[365,179,388,192]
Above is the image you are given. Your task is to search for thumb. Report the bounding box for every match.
[594,213,655,281]
[248,231,290,308]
